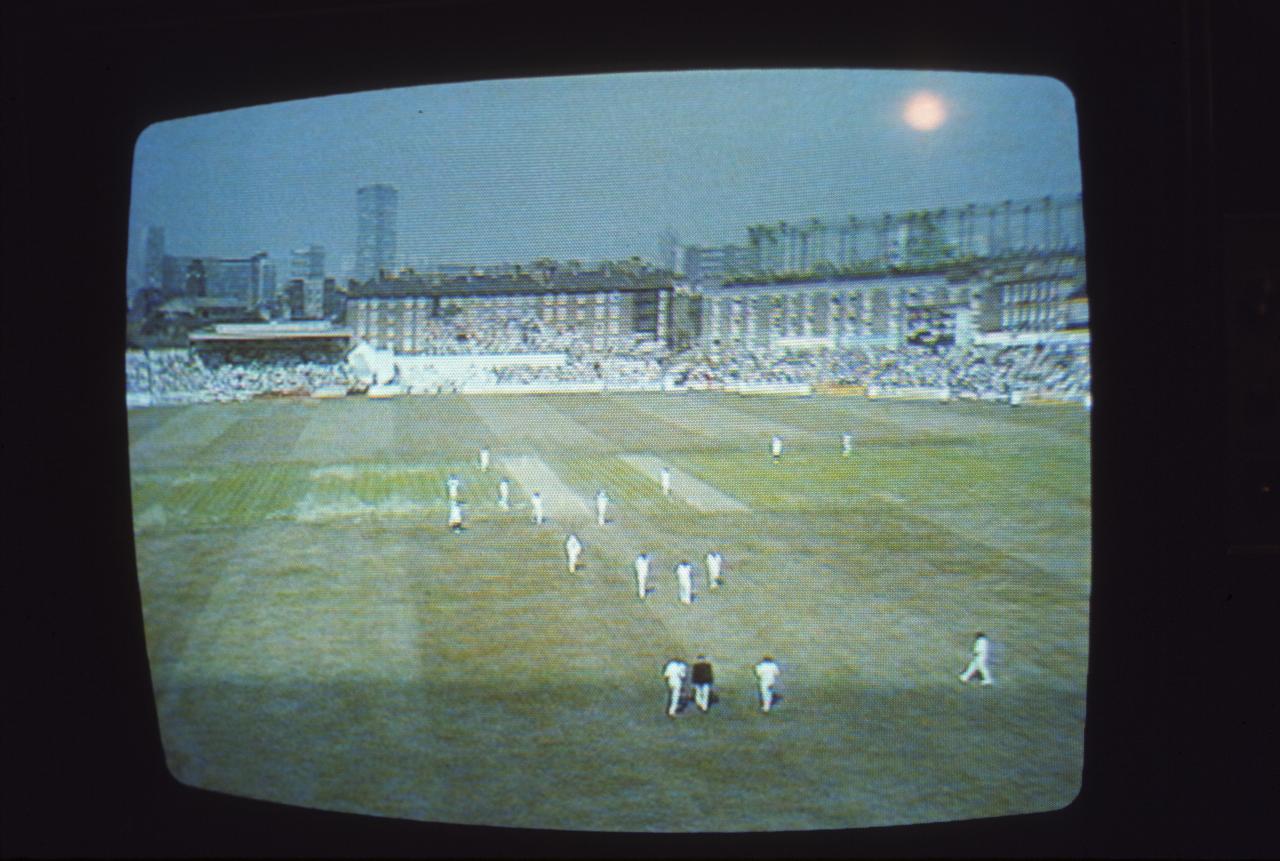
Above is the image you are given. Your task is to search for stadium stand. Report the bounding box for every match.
[125,349,359,405]
[126,341,1089,405]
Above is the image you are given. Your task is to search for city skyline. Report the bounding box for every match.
[127,69,1081,287]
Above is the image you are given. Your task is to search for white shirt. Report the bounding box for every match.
[842,433,852,450]
[596,492,608,507]
[663,660,688,686]
[447,477,460,494]
[772,437,782,455]
[755,660,780,686]
[635,555,650,578]
[566,536,582,555]
[661,469,671,490]
[706,553,721,576]
[676,562,692,581]
[973,636,990,660]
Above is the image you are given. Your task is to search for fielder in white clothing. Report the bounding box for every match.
[959,632,994,685]
[447,500,464,533]
[479,448,490,472]
[565,533,582,574]
[662,659,688,717]
[705,551,723,590]
[676,561,694,605]
[498,478,510,510]
[842,432,853,457]
[531,491,544,525]
[660,467,671,496]
[771,435,783,462]
[754,656,781,712]
[446,474,460,501]
[634,553,651,598]
[595,489,609,526]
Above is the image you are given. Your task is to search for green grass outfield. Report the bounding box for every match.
[128,392,1090,832]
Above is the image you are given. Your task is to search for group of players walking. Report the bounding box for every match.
[444,436,995,720]
[662,655,782,718]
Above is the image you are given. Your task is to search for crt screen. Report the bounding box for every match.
[125,69,1089,831]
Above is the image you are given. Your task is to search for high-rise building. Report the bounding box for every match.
[355,184,398,282]
[161,252,272,307]
[659,229,680,273]
[143,226,166,290]
[291,244,326,280]
[290,244,326,317]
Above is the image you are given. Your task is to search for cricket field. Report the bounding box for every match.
[128,392,1090,831]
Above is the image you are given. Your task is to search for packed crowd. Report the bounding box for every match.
[670,343,1091,399]
[126,349,358,404]
[126,341,1089,404]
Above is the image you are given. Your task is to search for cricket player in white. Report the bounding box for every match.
[595,489,609,526]
[676,561,694,605]
[479,448,490,471]
[446,474,460,501]
[771,435,783,462]
[498,478,510,510]
[448,500,463,533]
[705,551,723,590]
[531,491,544,525]
[662,658,688,717]
[634,553,651,598]
[754,656,781,712]
[660,467,671,496]
[842,432,853,457]
[565,533,582,574]
[959,632,994,685]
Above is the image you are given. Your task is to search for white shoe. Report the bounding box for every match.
[958,674,967,682]
[981,680,994,686]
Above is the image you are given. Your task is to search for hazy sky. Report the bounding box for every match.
[128,69,1081,280]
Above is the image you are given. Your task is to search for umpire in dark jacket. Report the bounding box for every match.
[691,655,715,712]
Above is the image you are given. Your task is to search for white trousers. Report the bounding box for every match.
[568,552,579,573]
[678,578,692,604]
[597,506,607,526]
[961,657,993,684]
[667,683,682,715]
[694,683,711,711]
[636,574,647,597]
[759,683,774,712]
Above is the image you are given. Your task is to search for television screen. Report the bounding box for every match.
[124,68,1090,832]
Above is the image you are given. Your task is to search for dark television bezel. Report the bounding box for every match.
[6,0,1241,856]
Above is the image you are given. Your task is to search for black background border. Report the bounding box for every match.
[5,1,1275,856]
